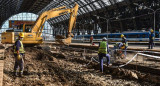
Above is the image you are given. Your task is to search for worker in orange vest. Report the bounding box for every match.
[90,36,93,45]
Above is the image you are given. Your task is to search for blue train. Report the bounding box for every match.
[73,31,160,43]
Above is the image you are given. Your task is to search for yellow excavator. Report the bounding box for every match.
[1,3,79,45]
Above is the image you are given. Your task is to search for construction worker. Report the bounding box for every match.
[13,32,25,77]
[98,37,110,73]
[90,36,93,45]
[121,34,128,57]
[113,42,126,59]
[148,29,154,49]
[114,42,123,49]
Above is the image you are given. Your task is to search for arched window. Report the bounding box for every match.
[1,12,53,40]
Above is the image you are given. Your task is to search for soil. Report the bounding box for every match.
[2,45,158,86]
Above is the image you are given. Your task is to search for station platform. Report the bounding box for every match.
[44,42,160,52]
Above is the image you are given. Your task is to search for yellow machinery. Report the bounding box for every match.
[1,3,79,45]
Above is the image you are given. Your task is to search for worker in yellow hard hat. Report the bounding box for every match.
[150,29,154,33]
[121,34,128,58]
[13,32,25,77]
[121,34,126,44]
[121,34,124,38]
[148,29,154,49]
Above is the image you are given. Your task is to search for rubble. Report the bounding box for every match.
[0,44,5,49]
[2,45,159,86]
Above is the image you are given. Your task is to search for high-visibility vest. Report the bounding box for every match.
[14,40,25,54]
[125,42,128,47]
[122,37,128,47]
[149,33,155,40]
[114,42,121,49]
[98,41,107,54]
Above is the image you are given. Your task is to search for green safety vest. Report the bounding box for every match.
[126,42,128,47]
[98,41,107,54]
[14,40,25,54]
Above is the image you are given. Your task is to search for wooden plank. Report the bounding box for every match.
[0,60,4,86]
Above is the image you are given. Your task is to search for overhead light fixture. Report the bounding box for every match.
[97,16,99,19]
[133,3,138,6]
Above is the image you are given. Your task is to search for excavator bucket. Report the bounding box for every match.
[55,35,72,45]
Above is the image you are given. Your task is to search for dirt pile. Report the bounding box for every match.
[2,45,158,86]
[3,46,60,86]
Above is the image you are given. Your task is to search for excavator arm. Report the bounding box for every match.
[32,3,79,44]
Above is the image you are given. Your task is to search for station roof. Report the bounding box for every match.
[0,0,124,27]
[0,0,159,32]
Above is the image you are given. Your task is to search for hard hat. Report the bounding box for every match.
[150,29,153,33]
[102,37,107,41]
[121,34,124,38]
[19,32,24,38]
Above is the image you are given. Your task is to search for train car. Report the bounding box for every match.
[73,31,160,43]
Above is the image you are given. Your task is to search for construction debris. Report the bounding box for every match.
[2,45,159,86]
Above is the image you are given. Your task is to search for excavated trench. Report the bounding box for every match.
[55,46,160,83]
[2,45,160,86]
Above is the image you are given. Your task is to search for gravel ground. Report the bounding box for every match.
[2,46,157,86]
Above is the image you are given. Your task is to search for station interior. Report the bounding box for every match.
[0,0,160,86]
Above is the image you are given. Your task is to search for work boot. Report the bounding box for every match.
[19,71,23,77]
[14,71,18,77]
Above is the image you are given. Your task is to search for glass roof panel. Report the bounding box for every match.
[97,0,105,8]
[81,0,87,5]
[83,6,89,13]
[101,0,111,6]
[80,8,85,14]
[117,0,124,2]
[93,2,101,9]
[77,1,83,6]
[86,5,93,11]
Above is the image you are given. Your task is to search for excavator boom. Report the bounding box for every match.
[32,4,78,36]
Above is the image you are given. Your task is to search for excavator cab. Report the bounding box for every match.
[23,24,33,32]
[5,24,23,32]
[5,23,33,33]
